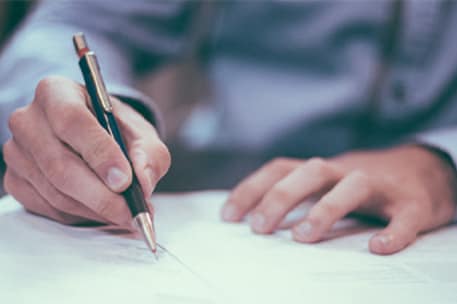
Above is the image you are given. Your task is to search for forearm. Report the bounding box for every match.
[415,127,457,222]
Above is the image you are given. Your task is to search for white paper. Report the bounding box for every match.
[0,195,214,304]
[1,191,457,304]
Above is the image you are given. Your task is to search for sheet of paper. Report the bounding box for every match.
[1,191,457,304]
[0,195,214,304]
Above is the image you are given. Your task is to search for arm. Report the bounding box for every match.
[1,0,200,225]
[221,145,457,255]
[0,0,201,145]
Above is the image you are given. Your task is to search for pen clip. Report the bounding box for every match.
[84,53,113,113]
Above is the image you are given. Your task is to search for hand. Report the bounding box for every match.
[3,76,170,226]
[221,146,457,254]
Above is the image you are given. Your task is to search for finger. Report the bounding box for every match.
[3,139,107,223]
[369,207,422,255]
[292,171,377,243]
[115,101,171,201]
[9,105,132,226]
[34,77,132,192]
[222,158,301,222]
[129,143,169,202]
[4,170,85,225]
[249,158,343,234]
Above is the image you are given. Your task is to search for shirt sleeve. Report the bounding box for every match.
[416,127,457,222]
[0,0,201,145]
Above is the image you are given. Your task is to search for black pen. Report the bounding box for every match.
[72,33,157,255]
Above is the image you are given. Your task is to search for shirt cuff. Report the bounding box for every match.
[415,127,457,223]
[106,83,164,138]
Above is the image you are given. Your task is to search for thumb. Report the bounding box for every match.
[130,146,157,200]
[369,207,421,255]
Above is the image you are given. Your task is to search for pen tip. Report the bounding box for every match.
[133,212,157,256]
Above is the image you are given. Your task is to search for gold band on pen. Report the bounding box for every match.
[84,54,113,113]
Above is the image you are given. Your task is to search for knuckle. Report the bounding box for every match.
[45,190,77,214]
[349,169,369,183]
[227,188,244,204]
[52,106,86,138]
[2,140,14,164]
[35,76,66,99]
[231,181,263,201]
[8,107,28,133]
[264,157,297,176]
[306,212,325,228]
[404,201,423,218]
[95,201,111,218]
[35,78,58,105]
[3,171,13,194]
[85,135,116,168]
[155,143,171,174]
[268,157,291,169]
[271,157,289,165]
[268,185,293,203]
[35,76,85,111]
[317,199,342,217]
[348,170,371,193]
[45,157,72,190]
[27,168,43,188]
[306,157,332,176]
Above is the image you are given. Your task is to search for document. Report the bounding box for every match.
[1,191,457,304]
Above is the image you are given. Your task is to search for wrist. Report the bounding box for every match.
[406,144,456,171]
[113,95,158,128]
[405,144,457,222]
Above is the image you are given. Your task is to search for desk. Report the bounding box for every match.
[1,191,456,304]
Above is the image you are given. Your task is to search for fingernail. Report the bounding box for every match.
[221,204,239,221]
[144,167,157,195]
[373,234,392,247]
[133,149,148,166]
[250,213,266,232]
[106,167,129,191]
[296,221,313,238]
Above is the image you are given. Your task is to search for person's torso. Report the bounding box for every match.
[180,0,457,159]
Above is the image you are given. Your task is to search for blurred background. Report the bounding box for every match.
[0,0,204,142]
[0,1,33,48]
[0,1,34,196]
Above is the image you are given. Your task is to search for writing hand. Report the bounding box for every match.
[3,76,170,226]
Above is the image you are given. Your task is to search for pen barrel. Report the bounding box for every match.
[106,111,150,215]
[78,56,150,216]
[79,56,109,130]
[123,175,151,215]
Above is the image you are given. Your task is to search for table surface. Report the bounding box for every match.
[1,191,457,304]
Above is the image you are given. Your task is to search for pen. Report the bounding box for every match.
[72,32,157,256]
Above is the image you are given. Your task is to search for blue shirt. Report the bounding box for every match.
[1,0,457,185]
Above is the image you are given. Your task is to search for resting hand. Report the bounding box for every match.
[222,146,457,254]
[3,76,170,226]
